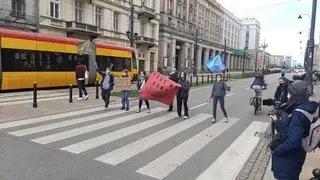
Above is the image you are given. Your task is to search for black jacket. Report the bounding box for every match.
[97,69,114,90]
[274,84,288,104]
[177,78,190,98]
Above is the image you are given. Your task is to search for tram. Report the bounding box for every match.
[0,28,138,90]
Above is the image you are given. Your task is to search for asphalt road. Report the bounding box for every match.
[0,73,283,180]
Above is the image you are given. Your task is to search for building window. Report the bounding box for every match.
[11,0,25,18]
[75,0,83,22]
[140,21,145,36]
[113,12,119,31]
[96,6,102,28]
[50,0,60,18]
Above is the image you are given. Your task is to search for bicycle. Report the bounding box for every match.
[250,86,266,115]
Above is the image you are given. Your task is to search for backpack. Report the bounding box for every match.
[293,109,320,152]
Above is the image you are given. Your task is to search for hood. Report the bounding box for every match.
[286,99,319,114]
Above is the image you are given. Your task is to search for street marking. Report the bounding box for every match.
[195,121,268,180]
[0,92,67,103]
[31,107,165,144]
[61,112,176,154]
[136,118,239,179]
[95,113,212,165]
[0,104,123,130]
[226,93,235,97]
[8,106,139,137]
[190,103,208,110]
[245,87,250,90]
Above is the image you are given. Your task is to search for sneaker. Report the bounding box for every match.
[83,95,89,100]
[120,107,125,110]
[183,116,188,119]
[225,118,229,123]
[211,118,216,123]
[126,107,129,111]
[167,109,173,112]
[136,109,141,113]
[147,109,151,113]
[177,115,181,118]
[105,104,108,108]
[78,97,83,100]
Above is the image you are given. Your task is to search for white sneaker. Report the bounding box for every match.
[147,109,151,113]
[83,95,89,100]
[77,97,83,100]
[225,118,229,123]
[183,116,188,119]
[211,118,216,123]
[136,109,141,113]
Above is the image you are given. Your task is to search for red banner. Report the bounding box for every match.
[140,71,180,105]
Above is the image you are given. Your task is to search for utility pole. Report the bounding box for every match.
[255,48,259,72]
[223,37,227,80]
[306,0,317,95]
[242,47,247,78]
[193,29,199,76]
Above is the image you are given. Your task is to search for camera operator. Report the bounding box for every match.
[274,77,289,105]
[269,80,318,180]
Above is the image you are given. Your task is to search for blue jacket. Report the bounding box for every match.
[272,99,318,180]
[211,81,228,97]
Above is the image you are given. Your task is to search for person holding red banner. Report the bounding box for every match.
[137,71,151,113]
[168,68,179,112]
[176,72,190,119]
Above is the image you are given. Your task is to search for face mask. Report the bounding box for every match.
[122,73,126,76]
[217,77,222,81]
[181,75,185,78]
[106,70,110,74]
[287,93,291,99]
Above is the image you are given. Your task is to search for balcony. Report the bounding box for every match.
[135,36,156,47]
[66,21,100,37]
[160,13,196,36]
[138,6,156,20]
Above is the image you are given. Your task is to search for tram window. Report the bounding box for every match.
[1,49,36,71]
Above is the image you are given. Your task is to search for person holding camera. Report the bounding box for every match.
[274,77,289,105]
[269,80,318,180]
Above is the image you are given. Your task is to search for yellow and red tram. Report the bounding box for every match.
[0,28,138,90]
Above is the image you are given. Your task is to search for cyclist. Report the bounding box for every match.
[250,71,267,109]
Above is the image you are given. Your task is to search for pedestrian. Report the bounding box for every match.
[210,74,229,123]
[75,60,88,100]
[97,67,114,108]
[269,80,318,180]
[168,68,179,112]
[274,77,289,105]
[120,69,130,111]
[176,72,190,119]
[137,71,150,113]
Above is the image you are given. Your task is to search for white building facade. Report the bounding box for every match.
[239,17,261,51]
[39,0,160,73]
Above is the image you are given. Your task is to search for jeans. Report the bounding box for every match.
[121,91,130,109]
[177,96,188,117]
[101,89,111,107]
[77,79,87,98]
[213,96,227,119]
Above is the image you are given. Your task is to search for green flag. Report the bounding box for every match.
[77,40,90,55]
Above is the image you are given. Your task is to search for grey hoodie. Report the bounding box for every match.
[211,81,228,97]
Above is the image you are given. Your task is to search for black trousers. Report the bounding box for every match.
[177,96,188,117]
[77,79,88,98]
[101,89,111,107]
[139,100,150,109]
[213,96,227,119]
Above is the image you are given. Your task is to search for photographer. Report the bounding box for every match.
[274,77,289,105]
[269,80,318,180]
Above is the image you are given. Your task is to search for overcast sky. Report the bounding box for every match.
[217,0,320,63]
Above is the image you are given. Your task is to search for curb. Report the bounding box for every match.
[237,123,273,180]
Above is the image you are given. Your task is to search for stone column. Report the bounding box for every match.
[227,53,231,69]
[196,46,202,72]
[203,48,210,71]
[170,39,176,68]
[190,44,194,69]
[159,35,168,68]
[181,42,189,69]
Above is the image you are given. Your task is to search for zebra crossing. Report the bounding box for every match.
[0,103,269,180]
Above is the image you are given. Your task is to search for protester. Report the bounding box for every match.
[120,69,130,111]
[137,71,150,113]
[274,77,289,105]
[269,80,318,180]
[168,68,179,112]
[176,72,190,119]
[97,67,114,108]
[210,74,229,123]
[75,60,88,100]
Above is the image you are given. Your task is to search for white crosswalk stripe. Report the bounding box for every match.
[1,104,270,180]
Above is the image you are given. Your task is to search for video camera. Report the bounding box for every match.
[263,98,284,116]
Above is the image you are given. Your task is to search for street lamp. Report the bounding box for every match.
[261,40,268,70]
[298,13,311,19]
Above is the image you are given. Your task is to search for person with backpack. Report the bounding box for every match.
[75,60,88,100]
[209,74,230,123]
[97,67,114,108]
[269,80,319,180]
